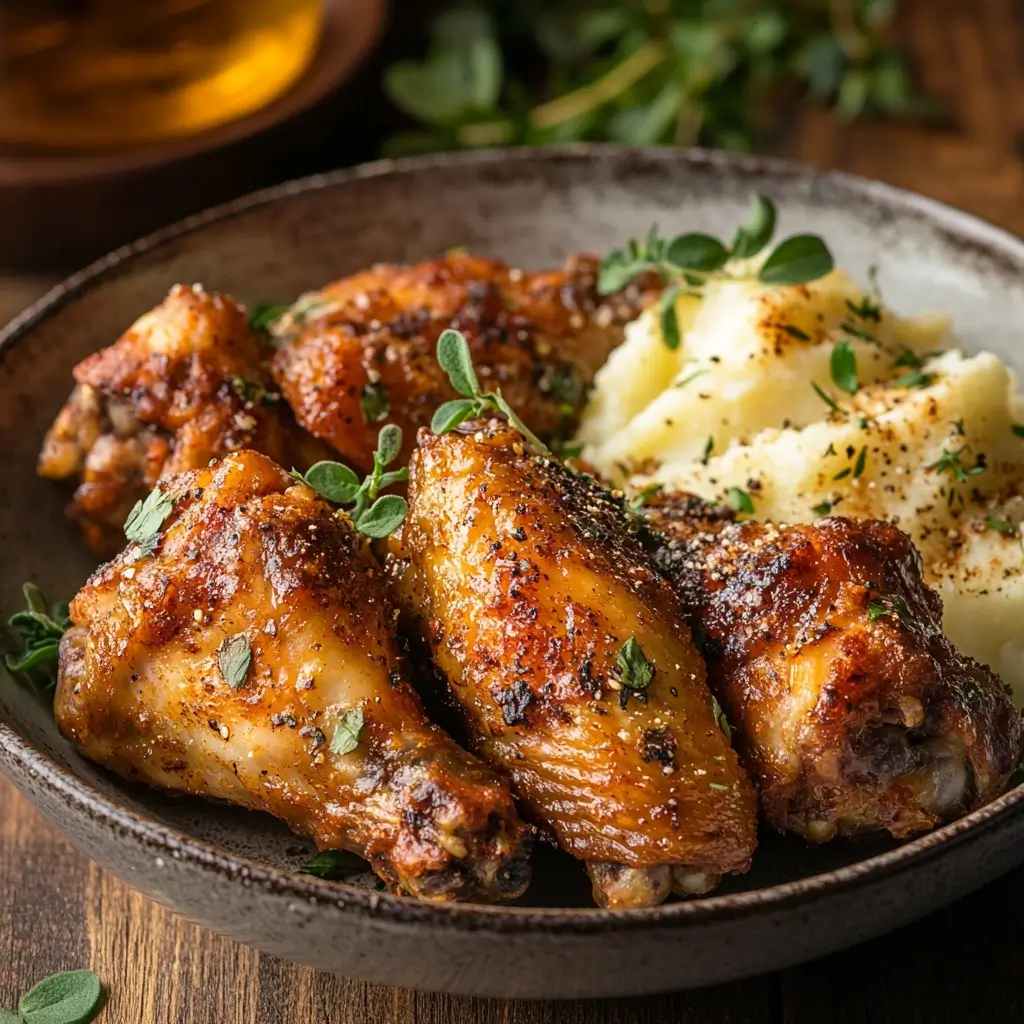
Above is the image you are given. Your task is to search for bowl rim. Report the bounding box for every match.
[4,143,1024,934]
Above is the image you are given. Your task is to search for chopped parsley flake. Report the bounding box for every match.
[617,638,655,691]
[812,381,841,414]
[726,486,755,514]
[892,369,936,389]
[986,516,1016,536]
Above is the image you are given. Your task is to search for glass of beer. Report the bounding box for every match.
[0,0,323,150]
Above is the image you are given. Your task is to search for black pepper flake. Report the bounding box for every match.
[271,712,297,728]
[640,726,678,768]
[512,526,528,542]
[491,680,534,726]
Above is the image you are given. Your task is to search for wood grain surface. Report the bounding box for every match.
[3,0,1024,1019]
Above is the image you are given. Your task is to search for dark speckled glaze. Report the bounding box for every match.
[3,147,1024,999]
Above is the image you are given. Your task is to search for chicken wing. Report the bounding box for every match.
[55,449,532,902]
[270,253,658,472]
[385,422,758,908]
[644,493,1022,840]
[39,284,327,557]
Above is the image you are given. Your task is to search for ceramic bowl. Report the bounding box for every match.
[3,146,1024,999]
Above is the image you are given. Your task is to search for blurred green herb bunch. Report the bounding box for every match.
[383,0,927,157]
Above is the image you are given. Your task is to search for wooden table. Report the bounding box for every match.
[3,1,1024,1019]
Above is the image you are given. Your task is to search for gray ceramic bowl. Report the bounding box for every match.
[3,146,1024,1000]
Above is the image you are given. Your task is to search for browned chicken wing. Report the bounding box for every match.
[386,422,758,908]
[644,493,1023,840]
[55,449,532,902]
[270,253,658,472]
[39,284,326,557]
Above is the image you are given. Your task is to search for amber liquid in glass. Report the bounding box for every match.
[0,0,322,150]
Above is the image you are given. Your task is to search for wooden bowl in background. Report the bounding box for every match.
[0,0,387,272]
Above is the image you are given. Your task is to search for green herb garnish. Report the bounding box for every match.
[1012,424,1024,439]
[657,286,683,350]
[711,694,732,740]
[830,340,858,394]
[709,782,731,791]
[4,584,69,691]
[299,849,369,881]
[360,381,391,424]
[781,324,810,341]
[9,969,103,1024]
[852,446,868,479]
[846,295,882,322]
[123,486,173,556]
[430,329,549,453]
[248,301,290,332]
[867,594,916,628]
[616,637,654,691]
[726,486,755,514]
[628,483,663,512]
[331,708,365,756]
[598,195,834,348]
[893,348,923,369]
[986,516,1016,536]
[675,367,709,389]
[217,634,251,690]
[926,445,986,484]
[891,369,935,389]
[230,376,280,406]
[812,381,841,414]
[293,425,409,539]
[811,500,832,516]
[700,436,714,465]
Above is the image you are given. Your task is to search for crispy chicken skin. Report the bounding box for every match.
[55,450,532,902]
[39,284,326,557]
[270,253,658,471]
[385,423,758,908]
[644,494,1023,840]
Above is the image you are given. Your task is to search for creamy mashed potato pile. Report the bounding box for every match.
[578,267,1024,704]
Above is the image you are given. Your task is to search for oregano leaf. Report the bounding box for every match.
[331,707,365,756]
[666,233,730,272]
[731,194,776,259]
[375,424,403,468]
[356,495,410,539]
[437,329,480,397]
[301,462,362,504]
[758,235,834,285]
[217,635,251,690]
[19,969,102,1024]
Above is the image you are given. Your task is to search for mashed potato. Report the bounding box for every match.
[578,268,1024,704]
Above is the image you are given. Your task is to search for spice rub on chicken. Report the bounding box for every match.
[270,253,659,472]
[39,284,325,557]
[644,493,1023,840]
[385,422,758,908]
[55,449,533,902]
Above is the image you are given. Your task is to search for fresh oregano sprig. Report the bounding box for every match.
[599,195,834,350]
[3,584,70,693]
[292,425,409,539]
[2,969,103,1024]
[430,329,550,453]
[381,4,928,158]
